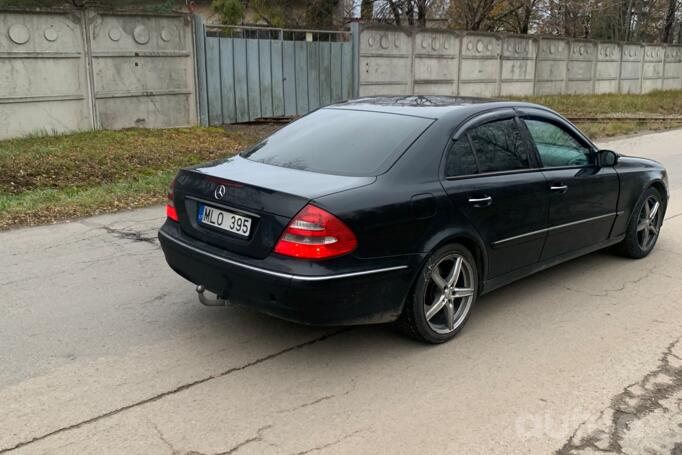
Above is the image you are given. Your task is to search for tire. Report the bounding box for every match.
[398,243,478,344]
[620,187,664,259]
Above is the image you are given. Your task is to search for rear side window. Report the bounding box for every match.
[446,138,478,177]
[468,119,530,173]
[241,108,433,176]
[446,118,530,177]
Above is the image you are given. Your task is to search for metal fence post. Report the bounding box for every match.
[194,14,209,126]
[351,21,360,98]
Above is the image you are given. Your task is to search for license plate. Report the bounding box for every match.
[197,204,251,237]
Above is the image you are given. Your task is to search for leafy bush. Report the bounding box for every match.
[212,0,245,24]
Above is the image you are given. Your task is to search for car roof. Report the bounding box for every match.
[327,95,549,120]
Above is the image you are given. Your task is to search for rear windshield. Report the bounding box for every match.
[241,108,433,176]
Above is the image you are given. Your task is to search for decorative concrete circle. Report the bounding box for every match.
[379,35,389,49]
[579,46,584,56]
[431,38,439,50]
[394,37,400,48]
[549,44,555,54]
[443,39,449,50]
[133,25,150,45]
[44,26,58,42]
[8,24,30,45]
[486,42,492,52]
[109,27,121,41]
[160,27,174,42]
[466,41,473,51]
[476,40,484,53]
[367,36,375,47]
[422,39,428,49]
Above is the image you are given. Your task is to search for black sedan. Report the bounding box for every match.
[159,96,668,343]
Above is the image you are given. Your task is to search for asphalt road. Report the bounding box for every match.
[2,129,682,455]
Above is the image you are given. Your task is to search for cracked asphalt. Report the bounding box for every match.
[2,129,682,454]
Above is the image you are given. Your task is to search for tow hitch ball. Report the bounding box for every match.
[196,285,230,307]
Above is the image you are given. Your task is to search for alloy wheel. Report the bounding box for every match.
[636,195,661,251]
[424,254,475,334]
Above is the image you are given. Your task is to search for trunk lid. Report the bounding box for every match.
[174,156,375,259]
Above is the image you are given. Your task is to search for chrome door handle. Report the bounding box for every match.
[468,196,492,206]
[550,185,568,192]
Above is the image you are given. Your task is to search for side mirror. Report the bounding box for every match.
[598,149,619,167]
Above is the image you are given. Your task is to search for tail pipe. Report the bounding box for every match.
[196,285,230,307]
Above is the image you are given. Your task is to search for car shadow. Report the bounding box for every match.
[163,246,662,369]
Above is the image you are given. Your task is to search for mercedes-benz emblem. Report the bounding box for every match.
[214,184,226,200]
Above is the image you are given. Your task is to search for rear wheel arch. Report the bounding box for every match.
[429,234,487,292]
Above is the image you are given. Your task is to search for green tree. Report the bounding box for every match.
[212,0,245,24]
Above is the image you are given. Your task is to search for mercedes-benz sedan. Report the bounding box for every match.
[159,96,668,343]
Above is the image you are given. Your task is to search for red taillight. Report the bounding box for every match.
[166,204,178,222]
[166,178,178,222]
[274,204,357,260]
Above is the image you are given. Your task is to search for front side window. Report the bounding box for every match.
[524,119,592,167]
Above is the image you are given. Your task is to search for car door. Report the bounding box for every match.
[517,108,620,260]
[440,110,549,279]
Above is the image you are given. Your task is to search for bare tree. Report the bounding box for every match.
[448,0,503,30]
[506,0,541,33]
[361,0,374,20]
[346,0,679,42]
[661,0,678,42]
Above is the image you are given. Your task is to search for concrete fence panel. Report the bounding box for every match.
[359,25,682,99]
[642,45,665,93]
[664,46,682,90]
[500,35,536,96]
[459,33,501,96]
[88,12,196,130]
[620,44,644,93]
[534,37,569,94]
[359,27,411,96]
[413,30,459,95]
[595,42,620,93]
[0,11,92,139]
[566,40,596,94]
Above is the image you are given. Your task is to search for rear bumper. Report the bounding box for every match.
[158,222,417,326]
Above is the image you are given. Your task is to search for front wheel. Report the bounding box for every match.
[620,187,664,259]
[398,243,478,344]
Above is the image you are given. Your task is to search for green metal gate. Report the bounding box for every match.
[195,17,358,125]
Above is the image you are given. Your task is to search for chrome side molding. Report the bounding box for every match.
[159,230,408,282]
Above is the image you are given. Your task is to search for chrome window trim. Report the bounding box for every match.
[492,212,623,246]
[445,166,545,181]
[159,230,408,282]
